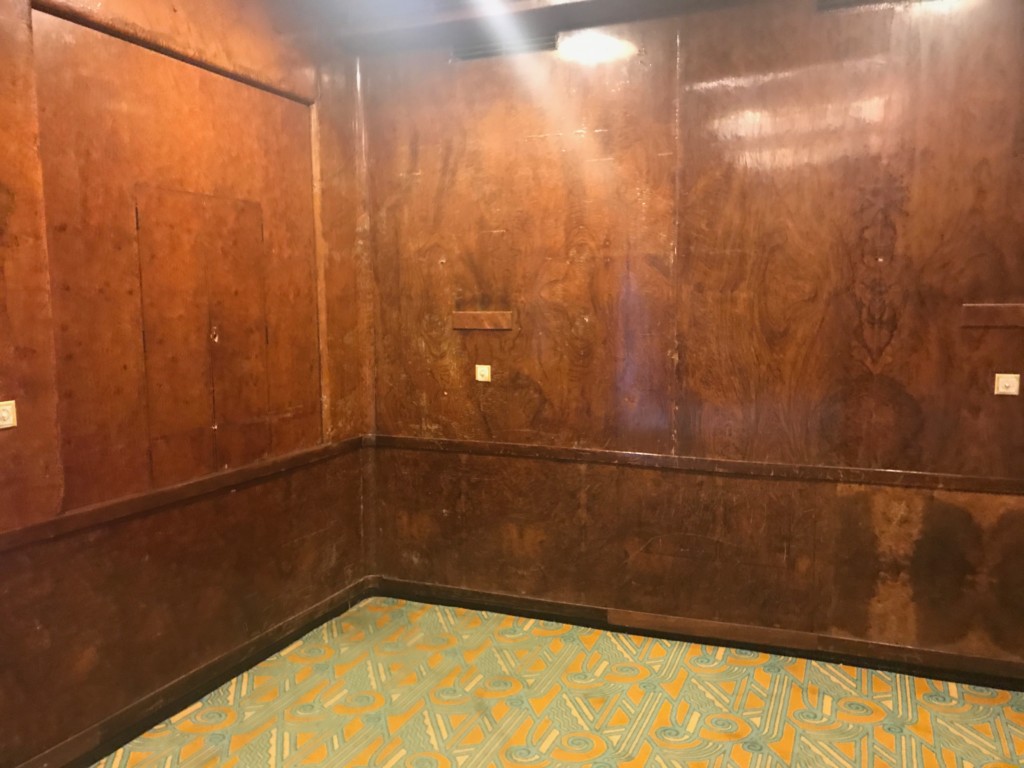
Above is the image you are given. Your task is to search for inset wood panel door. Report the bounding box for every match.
[137,187,271,486]
[34,12,322,509]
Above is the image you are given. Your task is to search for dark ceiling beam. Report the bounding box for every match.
[300,0,705,54]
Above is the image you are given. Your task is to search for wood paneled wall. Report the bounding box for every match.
[0,0,63,531]
[33,0,315,100]
[34,12,323,511]
[365,0,1024,479]
[2,0,1024,765]
[374,443,1024,673]
[0,4,372,766]
[315,57,378,440]
[0,450,365,768]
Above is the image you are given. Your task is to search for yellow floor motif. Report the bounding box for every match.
[96,598,1024,767]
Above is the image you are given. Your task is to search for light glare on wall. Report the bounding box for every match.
[556,30,638,65]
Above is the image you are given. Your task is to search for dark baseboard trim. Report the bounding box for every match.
[0,437,365,555]
[374,577,1024,692]
[372,435,1024,497]
[23,576,380,768]
[18,574,1024,768]
[29,0,314,105]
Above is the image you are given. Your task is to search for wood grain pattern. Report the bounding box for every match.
[365,0,1024,479]
[367,19,678,453]
[34,12,322,510]
[452,310,515,330]
[962,303,1024,328]
[0,0,63,533]
[315,56,377,440]
[32,0,316,101]
[137,187,219,485]
[0,451,364,768]
[374,445,1024,669]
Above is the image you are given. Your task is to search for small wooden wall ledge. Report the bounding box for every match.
[962,303,1024,328]
[452,311,514,330]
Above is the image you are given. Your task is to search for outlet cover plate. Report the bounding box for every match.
[0,401,17,429]
[995,373,1021,396]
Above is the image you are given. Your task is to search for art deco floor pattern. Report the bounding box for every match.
[96,598,1024,768]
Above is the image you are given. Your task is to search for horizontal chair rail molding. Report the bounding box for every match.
[0,437,364,554]
[371,436,1024,497]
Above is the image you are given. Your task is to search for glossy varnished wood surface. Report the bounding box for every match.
[0,0,63,532]
[675,0,1024,476]
[373,446,1024,671]
[315,56,377,441]
[365,0,1024,479]
[34,13,322,510]
[962,303,1024,328]
[0,438,363,555]
[367,19,678,453]
[452,311,515,331]
[0,451,364,768]
[32,0,316,101]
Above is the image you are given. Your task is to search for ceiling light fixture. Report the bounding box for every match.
[556,30,638,65]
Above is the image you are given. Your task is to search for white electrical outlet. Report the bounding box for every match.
[0,401,17,429]
[475,365,492,383]
[995,373,1021,396]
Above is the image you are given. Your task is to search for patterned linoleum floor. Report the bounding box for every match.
[96,598,1024,768]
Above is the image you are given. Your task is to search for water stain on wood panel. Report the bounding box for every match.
[817,485,1024,660]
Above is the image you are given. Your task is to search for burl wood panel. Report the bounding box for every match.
[451,311,515,331]
[364,0,1024,478]
[366,19,677,453]
[375,447,1024,665]
[315,56,377,440]
[34,13,322,511]
[817,485,1024,660]
[34,0,315,101]
[962,303,1024,328]
[0,451,363,768]
[675,0,1024,475]
[0,0,63,533]
[375,449,819,631]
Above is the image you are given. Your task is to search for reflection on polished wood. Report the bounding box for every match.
[34,13,322,510]
[367,0,1024,478]
[452,311,515,330]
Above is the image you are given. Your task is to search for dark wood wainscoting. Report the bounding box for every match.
[372,439,1024,686]
[1,444,366,768]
